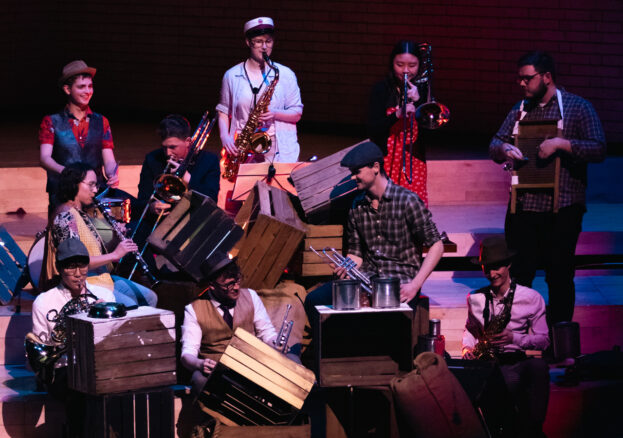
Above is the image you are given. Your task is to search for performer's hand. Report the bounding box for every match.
[333,265,349,279]
[503,144,525,161]
[149,200,171,216]
[538,137,568,159]
[202,358,217,375]
[106,173,120,188]
[406,80,420,102]
[113,239,138,260]
[221,134,237,155]
[259,109,276,123]
[400,281,421,303]
[462,349,476,360]
[489,329,513,347]
[396,103,416,119]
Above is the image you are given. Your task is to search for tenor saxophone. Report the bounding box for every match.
[223,53,280,181]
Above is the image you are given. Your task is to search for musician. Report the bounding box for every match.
[368,40,429,204]
[135,114,220,218]
[39,60,120,212]
[181,251,277,397]
[304,141,444,319]
[42,162,157,307]
[217,16,303,164]
[462,236,550,437]
[490,51,606,326]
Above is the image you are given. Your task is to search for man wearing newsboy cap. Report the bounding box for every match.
[304,141,444,318]
[462,235,550,437]
[39,60,120,213]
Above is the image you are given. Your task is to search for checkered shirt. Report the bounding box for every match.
[347,179,442,283]
[490,89,606,212]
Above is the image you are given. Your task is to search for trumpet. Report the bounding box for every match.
[273,304,294,354]
[309,245,373,295]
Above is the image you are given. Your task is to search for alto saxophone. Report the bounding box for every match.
[472,283,516,360]
[223,53,280,181]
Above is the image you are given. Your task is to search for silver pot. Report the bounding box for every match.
[332,279,361,310]
[372,277,400,308]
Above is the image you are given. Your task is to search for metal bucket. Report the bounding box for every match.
[371,277,400,308]
[332,279,361,310]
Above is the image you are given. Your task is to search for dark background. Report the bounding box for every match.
[2,0,622,163]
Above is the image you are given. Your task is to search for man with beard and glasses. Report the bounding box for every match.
[489,51,606,327]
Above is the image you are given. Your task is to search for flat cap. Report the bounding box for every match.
[56,238,90,263]
[340,141,384,169]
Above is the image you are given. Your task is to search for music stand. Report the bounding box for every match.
[231,162,310,202]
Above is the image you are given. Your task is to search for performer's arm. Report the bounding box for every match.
[489,106,523,163]
[218,110,237,155]
[39,116,65,174]
[461,296,479,359]
[180,305,217,375]
[31,297,52,344]
[102,149,119,187]
[512,293,550,351]
[260,69,303,124]
[400,239,443,302]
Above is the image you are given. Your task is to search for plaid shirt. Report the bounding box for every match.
[347,179,441,284]
[490,89,606,212]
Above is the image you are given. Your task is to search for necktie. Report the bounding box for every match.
[220,304,233,329]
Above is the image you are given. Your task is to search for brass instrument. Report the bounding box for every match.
[93,198,159,287]
[309,245,373,295]
[472,284,516,360]
[154,112,217,204]
[223,53,279,181]
[25,290,98,384]
[414,43,450,130]
[273,304,294,353]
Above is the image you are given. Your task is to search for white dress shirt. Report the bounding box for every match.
[462,284,550,353]
[181,288,277,358]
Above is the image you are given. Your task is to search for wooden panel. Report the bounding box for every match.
[94,329,176,351]
[95,371,177,394]
[94,343,176,366]
[95,356,176,380]
[306,225,343,238]
[305,237,342,250]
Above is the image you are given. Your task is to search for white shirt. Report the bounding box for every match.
[462,284,550,353]
[31,281,116,344]
[181,288,277,358]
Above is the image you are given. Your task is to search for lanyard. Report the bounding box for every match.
[243,60,271,107]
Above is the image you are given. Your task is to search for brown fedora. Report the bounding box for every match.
[470,235,517,266]
[58,60,97,86]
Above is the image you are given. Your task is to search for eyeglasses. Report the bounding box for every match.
[81,180,99,189]
[62,263,89,273]
[250,38,274,48]
[516,73,542,84]
[216,276,241,291]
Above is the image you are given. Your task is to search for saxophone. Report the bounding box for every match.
[223,53,280,181]
[472,283,516,360]
[25,290,98,384]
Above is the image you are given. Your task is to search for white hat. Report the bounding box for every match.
[243,17,274,37]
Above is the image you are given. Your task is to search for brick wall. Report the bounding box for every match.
[3,0,622,143]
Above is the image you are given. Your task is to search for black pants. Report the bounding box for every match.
[500,358,550,437]
[505,204,584,325]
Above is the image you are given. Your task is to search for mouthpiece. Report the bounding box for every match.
[263,52,270,63]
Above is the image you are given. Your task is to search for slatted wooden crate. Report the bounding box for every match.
[290,142,364,220]
[290,225,344,277]
[233,181,306,290]
[148,190,243,282]
[198,328,316,426]
[67,307,177,395]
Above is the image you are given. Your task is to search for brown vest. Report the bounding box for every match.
[192,288,255,362]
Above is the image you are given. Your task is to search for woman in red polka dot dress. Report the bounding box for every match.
[368,40,429,205]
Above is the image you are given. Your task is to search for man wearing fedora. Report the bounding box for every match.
[180,252,277,398]
[39,59,120,211]
[462,236,550,437]
[304,141,444,320]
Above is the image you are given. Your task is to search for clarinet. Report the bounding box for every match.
[93,199,160,288]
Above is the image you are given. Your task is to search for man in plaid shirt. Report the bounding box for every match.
[490,51,606,325]
[304,141,444,318]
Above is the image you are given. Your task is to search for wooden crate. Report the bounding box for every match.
[291,224,344,277]
[233,181,306,290]
[290,141,365,220]
[198,328,316,426]
[148,190,243,282]
[67,307,177,395]
[314,304,415,387]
